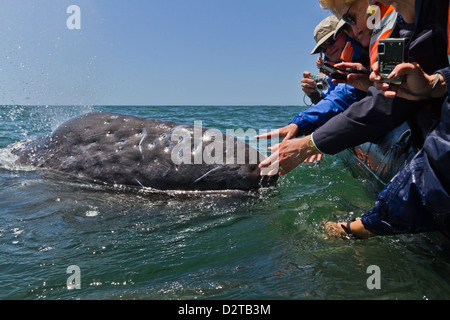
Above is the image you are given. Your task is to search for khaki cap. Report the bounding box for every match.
[310,16,347,55]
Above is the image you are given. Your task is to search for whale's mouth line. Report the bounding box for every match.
[139,187,256,196]
[25,166,267,196]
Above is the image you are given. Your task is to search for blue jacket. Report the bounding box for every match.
[291,83,367,136]
[308,79,338,105]
[361,66,450,235]
[308,36,368,105]
[360,0,450,236]
[294,35,369,135]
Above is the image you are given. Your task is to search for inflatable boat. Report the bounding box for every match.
[338,122,415,191]
[338,123,450,244]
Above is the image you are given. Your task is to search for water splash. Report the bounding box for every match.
[1,105,94,143]
[0,143,21,171]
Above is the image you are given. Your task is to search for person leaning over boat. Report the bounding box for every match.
[258,0,450,237]
[256,16,368,163]
[327,0,450,238]
[302,15,367,105]
[301,16,343,105]
[258,0,446,174]
[258,0,416,175]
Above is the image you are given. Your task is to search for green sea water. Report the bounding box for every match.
[0,105,449,300]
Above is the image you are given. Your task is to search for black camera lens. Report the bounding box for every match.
[378,43,385,55]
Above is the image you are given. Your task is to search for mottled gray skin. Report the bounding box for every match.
[13,112,277,192]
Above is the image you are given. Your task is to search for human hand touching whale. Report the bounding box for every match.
[258,135,319,176]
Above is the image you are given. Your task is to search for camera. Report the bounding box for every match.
[319,62,370,82]
[313,73,330,91]
[377,38,406,84]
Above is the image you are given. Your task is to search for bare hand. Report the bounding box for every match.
[258,135,317,176]
[301,71,319,96]
[316,56,325,69]
[255,123,299,142]
[333,62,372,92]
[322,219,375,239]
[304,153,323,163]
[370,62,447,100]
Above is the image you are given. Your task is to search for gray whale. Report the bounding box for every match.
[13,112,277,192]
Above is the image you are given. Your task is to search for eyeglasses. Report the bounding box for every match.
[342,1,357,26]
[319,37,337,53]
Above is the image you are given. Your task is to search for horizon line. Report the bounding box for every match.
[1,104,304,107]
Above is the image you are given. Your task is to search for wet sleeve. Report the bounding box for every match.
[360,149,448,235]
[425,66,450,189]
[360,67,450,235]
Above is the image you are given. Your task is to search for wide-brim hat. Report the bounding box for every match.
[310,16,347,55]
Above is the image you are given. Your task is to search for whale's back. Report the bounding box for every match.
[15,112,277,191]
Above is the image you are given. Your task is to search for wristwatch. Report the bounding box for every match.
[308,134,321,154]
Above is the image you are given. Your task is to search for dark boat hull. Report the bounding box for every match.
[338,122,415,191]
[338,122,450,245]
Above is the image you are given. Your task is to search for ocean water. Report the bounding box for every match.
[1,104,449,300]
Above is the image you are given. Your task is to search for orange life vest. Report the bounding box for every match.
[369,4,398,67]
[341,41,354,63]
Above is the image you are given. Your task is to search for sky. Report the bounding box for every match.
[0,0,332,106]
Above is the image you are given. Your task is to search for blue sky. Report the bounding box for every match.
[0,0,332,106]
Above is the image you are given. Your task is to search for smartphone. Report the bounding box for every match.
[377,38,406,84]
[320,63,370,81]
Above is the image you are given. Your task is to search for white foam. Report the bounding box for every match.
[85,210,99,217]
[0,141,36,172]
[0,144,20,169]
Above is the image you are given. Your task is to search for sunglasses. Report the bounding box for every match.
[319,37,338,53]
[342,1,357,26]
